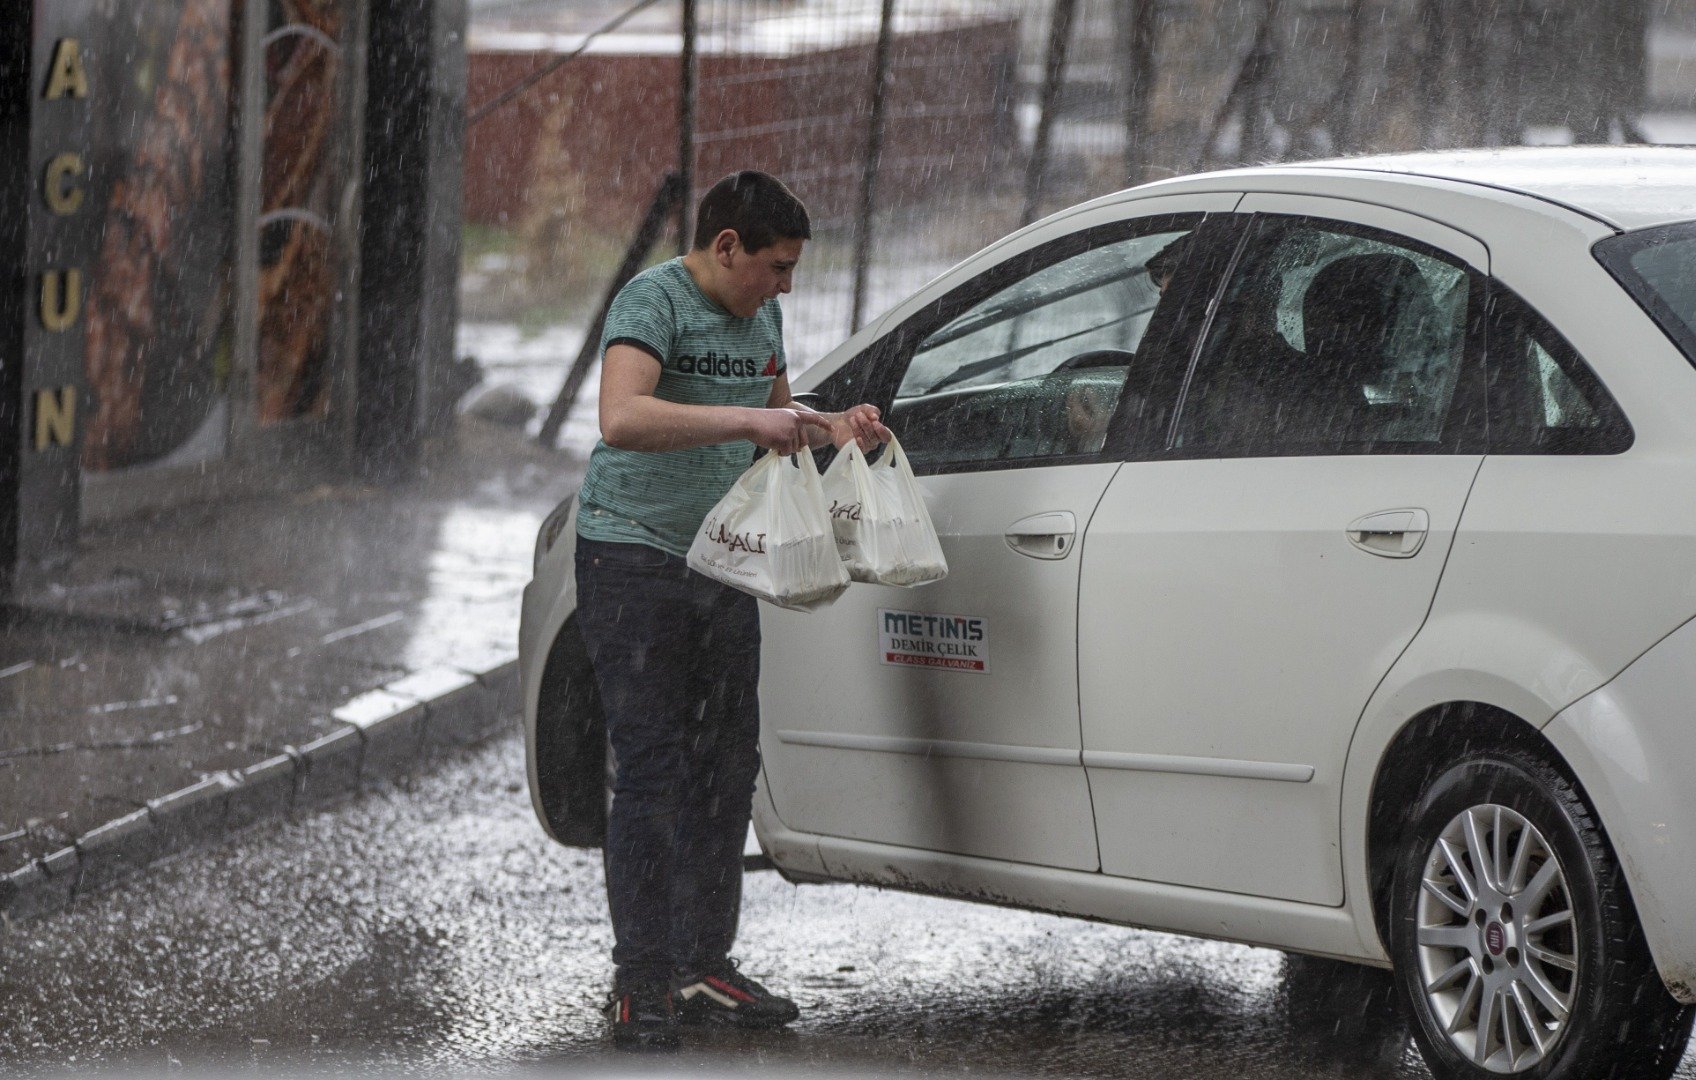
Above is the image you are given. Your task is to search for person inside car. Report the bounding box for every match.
[1058,230,1196,453]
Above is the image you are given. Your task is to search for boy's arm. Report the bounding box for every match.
[600,344,831,455]
[765,372,893,451]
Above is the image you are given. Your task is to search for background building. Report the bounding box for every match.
[2,0,466,593]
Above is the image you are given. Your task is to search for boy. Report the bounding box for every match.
[573,170,888,1049]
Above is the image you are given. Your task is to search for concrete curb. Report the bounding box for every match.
[0,657,520,929]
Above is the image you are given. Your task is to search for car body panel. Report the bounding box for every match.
[750,751,831,880]
[807,829,1373,964]
[1081,453,1483,906]
[521,498,584,845]
[1339,450,1696,955]
[1125,148,1696,235]
[1543,612,1696,1003]
[761,462,1121,871]
[1302,147,1696,231]
[1413,454,1696,727]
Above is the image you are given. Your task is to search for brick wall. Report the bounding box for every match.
[463,16,1019,232]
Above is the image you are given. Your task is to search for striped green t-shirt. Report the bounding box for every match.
[576,258,787,556]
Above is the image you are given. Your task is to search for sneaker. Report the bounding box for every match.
[605,980,679,1050]
[673,960,800,1029]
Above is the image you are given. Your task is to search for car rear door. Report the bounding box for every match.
[760,198,1239,871]
[1078,197,1489,904]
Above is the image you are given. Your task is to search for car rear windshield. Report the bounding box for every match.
[1595,222,1696,368]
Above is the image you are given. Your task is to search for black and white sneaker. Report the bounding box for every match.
[605,981,679,1050]
[673,960,800,1029]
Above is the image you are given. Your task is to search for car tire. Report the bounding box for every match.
[1389,748,1693,1079]
[533,617,607,846]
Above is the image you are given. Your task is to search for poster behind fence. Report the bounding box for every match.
[78,0,349,473]
[257,0,347,426]
[81,0,235,471]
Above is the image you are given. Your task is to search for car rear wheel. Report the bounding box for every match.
[1389,749,1692,1079]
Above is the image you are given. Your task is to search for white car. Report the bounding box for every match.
[521,147,1696,1079]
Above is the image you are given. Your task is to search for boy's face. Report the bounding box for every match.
[718,232,804,317]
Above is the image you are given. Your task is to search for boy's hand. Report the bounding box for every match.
[746,407,834,455]
[832,404,893,451]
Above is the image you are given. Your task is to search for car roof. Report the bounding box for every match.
[1267,147,1696,232]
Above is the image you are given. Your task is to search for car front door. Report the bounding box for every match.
[760,201,1239,870]
[1078,197,1489,904]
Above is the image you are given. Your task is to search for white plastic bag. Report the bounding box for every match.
[688,449,849,611]
[821,434,948,587]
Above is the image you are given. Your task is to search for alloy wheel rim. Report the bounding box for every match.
[1416,803,1579,1073]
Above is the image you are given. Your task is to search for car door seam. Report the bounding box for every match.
[1336,453,1488,910]
[1075,461,1125,873]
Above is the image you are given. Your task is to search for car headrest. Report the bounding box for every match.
[1302,253,1427,369]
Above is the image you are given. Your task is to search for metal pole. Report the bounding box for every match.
[1621,0,1649,129]
[1417,0,1446,148]
[1239,0,1279,164]
[850,0,897,334]
[1453,0,1491,146]
[1326,0,1365,154]
[678,0,697,254]
[230,0,266,457]
[1119,0,1156,187]
[332,0,371,460]
[1022,0,1078,227]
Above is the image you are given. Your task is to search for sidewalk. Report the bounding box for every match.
[0,419,585,922]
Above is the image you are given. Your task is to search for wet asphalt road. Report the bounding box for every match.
[4,734,1694,1079]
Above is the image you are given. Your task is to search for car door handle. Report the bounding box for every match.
[1006,511,1077,560]
[1346,508,1429,559]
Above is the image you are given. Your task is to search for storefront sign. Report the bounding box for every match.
[0,9,100,583]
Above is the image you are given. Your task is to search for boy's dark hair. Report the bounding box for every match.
[691,171,811,253]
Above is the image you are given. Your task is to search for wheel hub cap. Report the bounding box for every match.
[1415,803,1578,1073]
[1484,922,1506,956]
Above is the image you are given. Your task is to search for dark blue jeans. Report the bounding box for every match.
[574,537,763,986]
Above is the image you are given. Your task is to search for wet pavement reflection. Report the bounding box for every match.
[3,734,1693,1078]
[0,422,575,867]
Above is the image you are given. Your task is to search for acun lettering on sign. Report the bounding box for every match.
[31,35,92,455]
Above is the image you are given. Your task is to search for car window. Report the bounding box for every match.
[1173,215,1479,456]
[1594,221,1696,370]
[889,224,1203,471]
[1485,286,1632,454]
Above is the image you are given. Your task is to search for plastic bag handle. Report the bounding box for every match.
[757,446,825,473]
[876,433,903,464]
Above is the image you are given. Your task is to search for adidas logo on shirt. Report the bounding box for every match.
[676,351,781,378]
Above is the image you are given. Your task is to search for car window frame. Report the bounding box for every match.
[1593,221,1696,371]
[1482,281,1634,455]
[807,211,1248,477]
[1161,212,1491,461]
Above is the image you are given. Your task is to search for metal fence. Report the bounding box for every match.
[461,0,1691,436]
[695,0,1675,366]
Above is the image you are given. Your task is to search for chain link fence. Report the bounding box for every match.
[459,0,1694,439]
